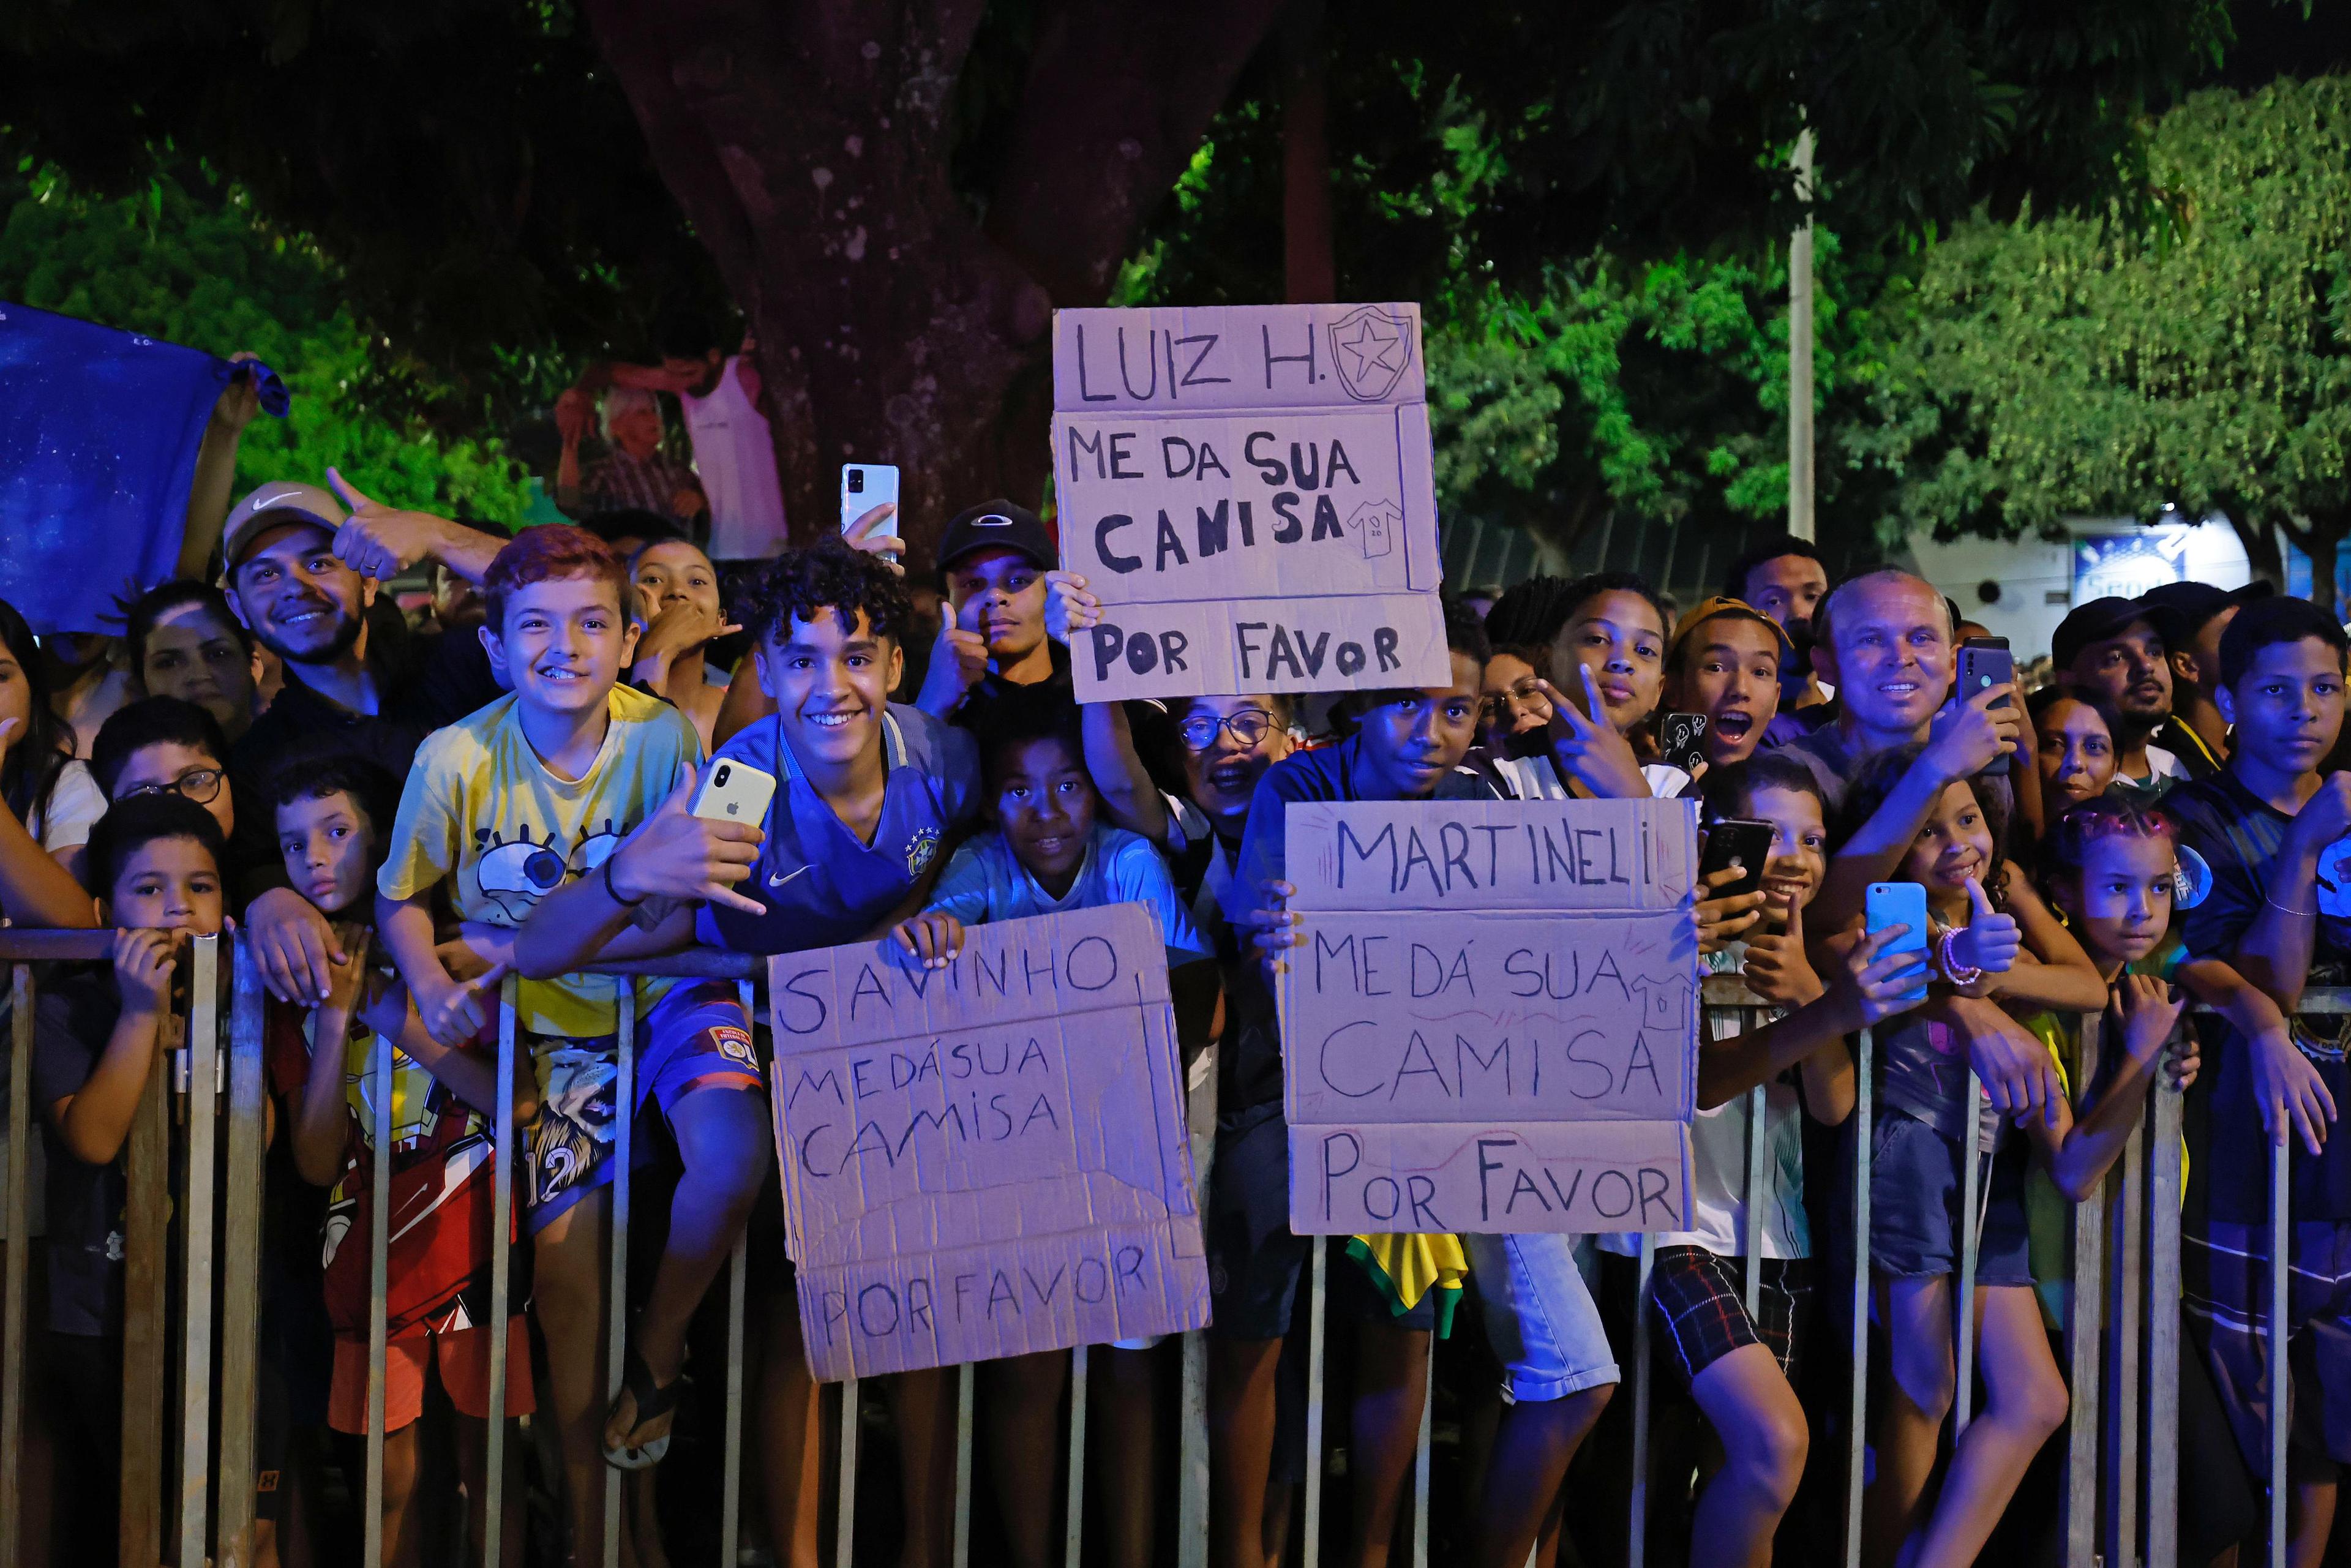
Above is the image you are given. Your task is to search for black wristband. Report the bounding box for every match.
[602,853,647,909]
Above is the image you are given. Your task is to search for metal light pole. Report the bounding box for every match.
[1788,127,1816,543]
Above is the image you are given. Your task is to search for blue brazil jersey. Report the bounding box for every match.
[697,703,982,955]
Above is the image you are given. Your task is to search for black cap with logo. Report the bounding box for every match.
[936,501,1056,580]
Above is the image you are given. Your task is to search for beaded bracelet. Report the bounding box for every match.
[1937,925,1984,988]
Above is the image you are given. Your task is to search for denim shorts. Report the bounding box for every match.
[1864,1108,2033,1286]
[1461,1232,1621,1404]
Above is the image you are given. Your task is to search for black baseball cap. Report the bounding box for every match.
[2137,579,2273,639]
[2052,595,2186,673]
[937,501,1055,578]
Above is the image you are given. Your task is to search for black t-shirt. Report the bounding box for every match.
[228,630,502,892]
[31,963,126,1336]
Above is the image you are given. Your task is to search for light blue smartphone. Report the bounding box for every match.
[840,463,900,538]
[1865,881,1932,1002]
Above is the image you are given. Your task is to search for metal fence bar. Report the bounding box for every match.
[604,981,637,1567]
[1744,1079,1766,1315]
[835,1375,860,1568]
[2105,1123,2144,1568]
[724,973,759,1568]
[177,932,222,1568]
[2063,1012,2107,1568]
[1629,1234,1657,1568]
[1955,1072,1983,1438]
[2269,1139,2289,1568]
[120,993,173,1567]
[1179,1040,1219,1568]
[1068,1342,1090,1566]
[1412,1341,1433,1568]
[1843,1027,1874,1568]
[1303,1240,1328,1568]
[365,1000,394,1568]
[217,939,269,1566]
[955,1361,977,1568]
[2145,1065,2184,1568]
[1,964,31,1568]
[484,975,519,1568]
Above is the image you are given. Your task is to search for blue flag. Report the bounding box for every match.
[0,302,288,634]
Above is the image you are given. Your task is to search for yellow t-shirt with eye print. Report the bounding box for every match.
[378,685,702,1037]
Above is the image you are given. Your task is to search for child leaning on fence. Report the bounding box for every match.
[373,524,769,1565]
[1836,745,2117,1568]
[32,795,229,1562]
[266,754,534,1568]
[893,683,1213,1568]
[2161,594,2351,1567]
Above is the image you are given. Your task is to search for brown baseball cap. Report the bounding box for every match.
[1668,596,1794,663]
[221,480,347,569]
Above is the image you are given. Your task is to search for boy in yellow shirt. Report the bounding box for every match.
[376,524,768,1561]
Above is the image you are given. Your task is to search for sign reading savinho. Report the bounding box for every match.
[766,903,1209,1379]
[1278,798,1699,1235]
[1050,303,1448,701]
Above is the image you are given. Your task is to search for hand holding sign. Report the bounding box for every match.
[1241,879,1302,977]
[1539,669,1649,801]
[891,910,965,970]
[1045,571,1101,644]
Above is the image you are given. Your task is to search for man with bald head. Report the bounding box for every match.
[1779,568,2062,1118]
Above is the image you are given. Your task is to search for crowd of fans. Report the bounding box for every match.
[1,357,2344,1568]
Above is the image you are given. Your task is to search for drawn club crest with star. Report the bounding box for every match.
[1325,306,1414,402]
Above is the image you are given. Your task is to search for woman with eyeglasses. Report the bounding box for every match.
[1479,642,1556,752]
[90,697,239,844]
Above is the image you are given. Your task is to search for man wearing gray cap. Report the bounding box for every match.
[220,471,505,1000]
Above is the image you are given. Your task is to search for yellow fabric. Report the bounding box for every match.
[2023,988,2190,1329]
[378,685,701,1037]
[309,1008,483,1207]
[1344,1232,1469,1336]
[2020,1012,2075,1330]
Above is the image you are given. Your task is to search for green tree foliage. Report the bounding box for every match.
[1859,75,2351,602]
[0,150,531,520]
[1119,91,1905,562]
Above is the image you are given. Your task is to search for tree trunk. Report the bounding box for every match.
[2308,516,2347,617]
[580,0,1286,568]
[1281,0,1334,304]
[2225,507,2284,590]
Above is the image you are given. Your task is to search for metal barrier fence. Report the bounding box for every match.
[0,945,2312,1566]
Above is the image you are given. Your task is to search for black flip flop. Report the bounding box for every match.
[601,1344,681,1470]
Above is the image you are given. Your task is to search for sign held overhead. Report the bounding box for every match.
[1051,303,1448,701]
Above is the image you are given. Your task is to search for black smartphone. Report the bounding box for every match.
[1956,636,2015,774]
[1657,711,1709,775]
[1698,817,1775,904]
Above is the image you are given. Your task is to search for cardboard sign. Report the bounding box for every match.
[1278,798,1700,1234]
[766,903,1209,1380]
[1050,303,1447,700]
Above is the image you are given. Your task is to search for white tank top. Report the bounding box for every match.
[680,356,788,560]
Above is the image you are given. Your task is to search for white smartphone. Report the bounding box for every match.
[689,758,778,828]
[840,463,901,537]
